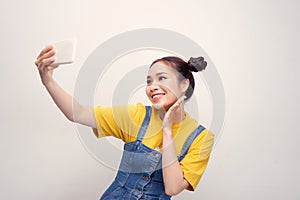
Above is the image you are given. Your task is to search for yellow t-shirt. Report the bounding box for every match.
[93,102,214,191]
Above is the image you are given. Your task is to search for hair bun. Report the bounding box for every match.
[188,57,207,72]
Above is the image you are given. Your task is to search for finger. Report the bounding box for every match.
[39,49,56,61]
[47,65,59,70]
[169,96,186,111]
[36,50,56,67]
[38,56,56,69]
[35,46,55,66]
[177,95,186,104]
[174,96,186,107]
[37,45,54,58]
[168,100,181,112]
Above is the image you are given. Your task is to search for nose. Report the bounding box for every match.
[150,85,158,92]
[149,81,159,92]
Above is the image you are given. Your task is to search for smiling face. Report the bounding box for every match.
[145,61,188,111]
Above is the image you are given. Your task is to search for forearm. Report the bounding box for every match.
[44,78,95,127]
[35,45,95,128]
[44,78,77,121]
[162,130,189,196]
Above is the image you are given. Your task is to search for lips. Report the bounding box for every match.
[151,93,165,101]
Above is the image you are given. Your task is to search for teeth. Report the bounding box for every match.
[152,93,164,99]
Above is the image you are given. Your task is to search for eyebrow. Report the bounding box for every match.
[146,72,168,79]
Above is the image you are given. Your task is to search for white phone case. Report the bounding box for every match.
[50,38,76,66]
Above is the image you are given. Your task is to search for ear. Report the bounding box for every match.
[180,79,190,94]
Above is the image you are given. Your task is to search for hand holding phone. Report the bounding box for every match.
[50,38,76,66]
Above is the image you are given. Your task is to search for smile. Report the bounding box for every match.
[151,93,165,101]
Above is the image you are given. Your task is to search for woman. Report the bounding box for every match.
[35,45,214,199]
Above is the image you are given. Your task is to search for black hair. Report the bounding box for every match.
[150,56,207,101]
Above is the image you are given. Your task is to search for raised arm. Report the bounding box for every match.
[35,45,96,128]
[161,96,190,195]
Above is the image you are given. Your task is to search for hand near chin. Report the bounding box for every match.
[162,96,186,133]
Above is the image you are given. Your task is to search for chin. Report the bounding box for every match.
[152,103,164,111]
[152,102,173,112]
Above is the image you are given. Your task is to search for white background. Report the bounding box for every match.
[0,0,299,199]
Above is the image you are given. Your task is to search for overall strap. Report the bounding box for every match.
[136,106,152,141]
[177,125,206,162]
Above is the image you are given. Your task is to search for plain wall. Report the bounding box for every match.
[0,0,299,199]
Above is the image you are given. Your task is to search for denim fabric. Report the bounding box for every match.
[177,125,205,162]
[100,106,205,200]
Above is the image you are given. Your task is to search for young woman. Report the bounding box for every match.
[35,45,214,199]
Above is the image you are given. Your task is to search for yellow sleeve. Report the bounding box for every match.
[180,129,214,191]
[93,103,146,142]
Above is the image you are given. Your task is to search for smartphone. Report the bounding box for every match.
[50,38,76,66]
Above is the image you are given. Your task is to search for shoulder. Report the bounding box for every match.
[96,102,146,116]
[93,103,148,126]
[113,103,149,127]
[190,127,214,157]
[183,113,214,144]
[189,123,214,143]
[126,102,148,119]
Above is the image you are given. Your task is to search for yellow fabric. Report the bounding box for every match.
[93,102,214,191]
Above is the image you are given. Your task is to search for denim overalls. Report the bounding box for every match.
[100,106,205,200]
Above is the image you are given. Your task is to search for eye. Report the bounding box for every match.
[146,79,152,85]
[159,76,167,81]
